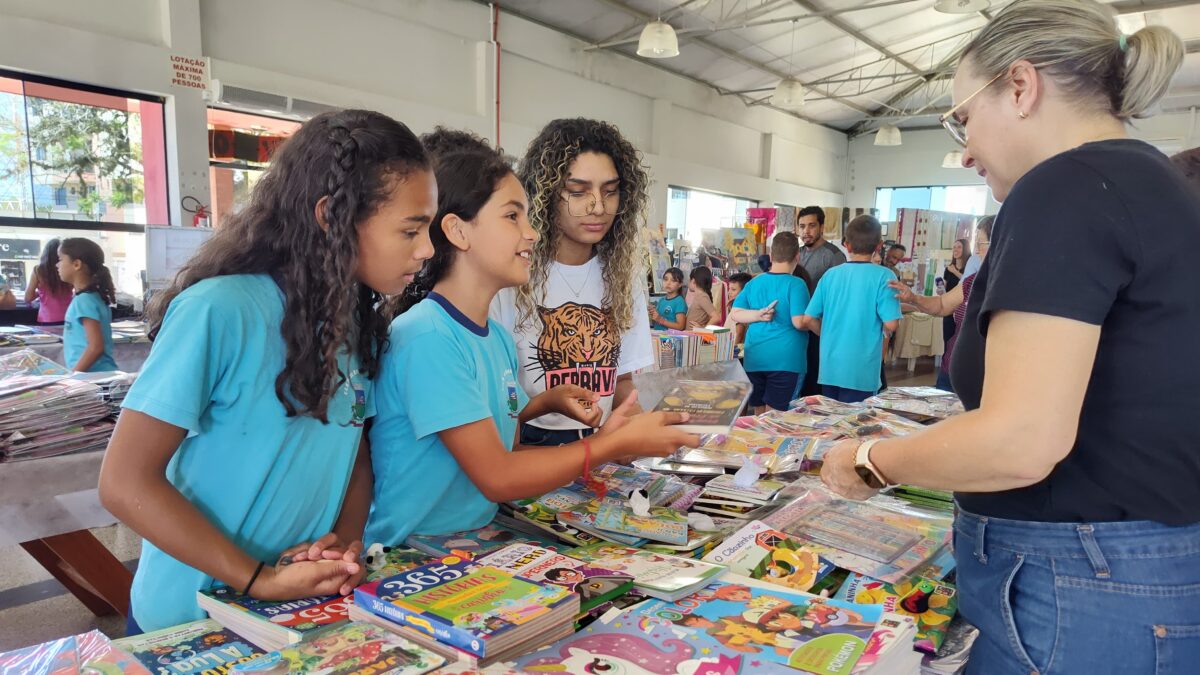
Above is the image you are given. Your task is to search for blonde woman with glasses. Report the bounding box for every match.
[818,1,1200,672]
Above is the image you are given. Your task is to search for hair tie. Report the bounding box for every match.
[1118,34,1129,52]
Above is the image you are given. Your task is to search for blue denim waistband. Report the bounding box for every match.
[954,502,1200,561]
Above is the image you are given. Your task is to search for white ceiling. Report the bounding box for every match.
[488,0,1200,133]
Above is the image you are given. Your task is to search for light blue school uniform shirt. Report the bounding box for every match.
[805,262,902,392]
[62,291,118,372]
[121,274,375,631]
[652,294,687,330]
[732,272,810,374]
[365,292,529,547]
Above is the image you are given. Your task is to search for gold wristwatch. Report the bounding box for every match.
[854,438,892,489]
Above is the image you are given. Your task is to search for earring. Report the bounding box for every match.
[1017,111,1028,119]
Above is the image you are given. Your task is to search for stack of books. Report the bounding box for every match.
[564,542,726,602]
[113,619,265,674]
[353,554,579,669]
[110,320,148,344]
[71,371,136,415]
[692,473,787,520]
[704,520,836,594]
[197,587,352,651]
[650,326,736,370]
[474,543,634,619]
[3,325,61,346]
[0,376,114,462]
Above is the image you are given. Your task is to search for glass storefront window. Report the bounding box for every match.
[207,108,300,228]
[0,226,144,300]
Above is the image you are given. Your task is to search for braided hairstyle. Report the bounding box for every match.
[386,137,515,318]
[515,118,649,334]
[146,110,429,423]
[58,238,116,305]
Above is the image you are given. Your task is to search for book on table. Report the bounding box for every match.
[229,621,446,674]
[652,379,752,435]
[473,542,635,615]
[112,619,265,674]
[197,586,352,652]
[564,541,726,602]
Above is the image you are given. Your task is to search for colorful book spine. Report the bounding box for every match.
[354,582,484,658]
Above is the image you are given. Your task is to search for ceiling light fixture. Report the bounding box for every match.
[934,0,991,13]
[942,150,964,167]
[875,124,902,146]
[772,19,806,109]
[637,20,680,58]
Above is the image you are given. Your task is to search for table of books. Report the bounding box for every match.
[0,340,151,374]
[0,384,979,675]
[0,368,138,620]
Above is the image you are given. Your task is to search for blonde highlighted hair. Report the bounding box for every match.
[514,118,649,333]
[962,0,1183,120]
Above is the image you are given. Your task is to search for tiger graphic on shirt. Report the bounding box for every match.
[531,302,622,396]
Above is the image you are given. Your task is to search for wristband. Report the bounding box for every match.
[243,561,266,596]
[581,438,607,500]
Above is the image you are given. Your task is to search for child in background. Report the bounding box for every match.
[729,233,810,413]
[686,266,718,329]
[725,272,752,357]
[804,215,902,403]
[649,267,687,330]
[57,238,118,372]
[366,133,698,546]
[98,110,438,633]
[26,238,73,323]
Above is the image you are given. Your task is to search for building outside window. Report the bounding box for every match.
[875,185,990,223]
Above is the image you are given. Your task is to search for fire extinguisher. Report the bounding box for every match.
[182,196,210,228]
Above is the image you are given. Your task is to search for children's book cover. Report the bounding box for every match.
[566,543,725,596]
[593,497,689,545]
[364,545,434,582]
[703,522,832,593]
[702,474,786,504]
[404,522,556,559]
[354,556,575,657]
[199,587,350,637]
[556,501,649,547]
[833,573,957,653]
[230,622,445,674]
[113,619,265,675]
[475,543,634,613]
[653,381,752,435]
[509,609,795,674]
[635,581,882,675]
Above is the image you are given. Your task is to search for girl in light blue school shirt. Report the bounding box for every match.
[56,238,119,372]
[98,110,439,633]
[365,133,699,547]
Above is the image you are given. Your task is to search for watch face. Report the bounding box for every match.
[855,465,885,489]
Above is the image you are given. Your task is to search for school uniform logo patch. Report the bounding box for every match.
[530,302,621,396]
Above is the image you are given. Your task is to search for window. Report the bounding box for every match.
[207,108,301,227]
[665,186,758,249]
[0,70,166,228]
[875,185,989,222]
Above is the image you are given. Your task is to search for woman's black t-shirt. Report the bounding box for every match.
[951,139,1200,525]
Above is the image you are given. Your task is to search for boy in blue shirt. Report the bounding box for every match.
[730,232,811,413]
[804,215,902,403]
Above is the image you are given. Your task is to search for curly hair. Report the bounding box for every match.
[515,118,648,333]
[146,110,429,423]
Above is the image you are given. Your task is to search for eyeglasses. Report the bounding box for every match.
[939,71,1006,147]
[560,188,626,217]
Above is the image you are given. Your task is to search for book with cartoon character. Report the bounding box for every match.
[834,573,957,653]
[474,543,634,614]
[566,542,726,602]
[230,622,445,674]
[634,581,883,675]
[353,555,578,658]
[113,619,264,675]
[652,380,752,435]
[506,608,796,674]
[197,587,352,651]
[703,521,834,593]
[404,522,557,559]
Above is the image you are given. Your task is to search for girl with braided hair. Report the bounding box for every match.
[363,129,697,546]
[99,110,438,633]
[490,118,656,446]
[57,237,119,372]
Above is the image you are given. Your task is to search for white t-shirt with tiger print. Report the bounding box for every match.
[489,256,653,431]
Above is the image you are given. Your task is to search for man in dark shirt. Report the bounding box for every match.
[883,244,906,272]
[796,206,845,396]
[797,206,846,289]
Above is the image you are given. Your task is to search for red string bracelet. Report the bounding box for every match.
[581,437,607,500]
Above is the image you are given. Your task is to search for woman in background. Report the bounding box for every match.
[25,238,73,323]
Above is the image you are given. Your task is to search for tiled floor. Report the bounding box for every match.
[0,358,941,653]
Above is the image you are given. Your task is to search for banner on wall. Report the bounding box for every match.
[819,207,880,243]
[745,208,777,242]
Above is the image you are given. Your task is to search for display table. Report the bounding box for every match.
[893,312,945,371]
[0,450,130,617]
[0,340,151,373]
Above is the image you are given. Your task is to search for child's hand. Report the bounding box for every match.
[545,384,602,428]
[611,410,701,458]
[649,306,661,322]
[758,306,776,323]
[275,533,367,596]
[596,390,640,438]
[252,557,362,601]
